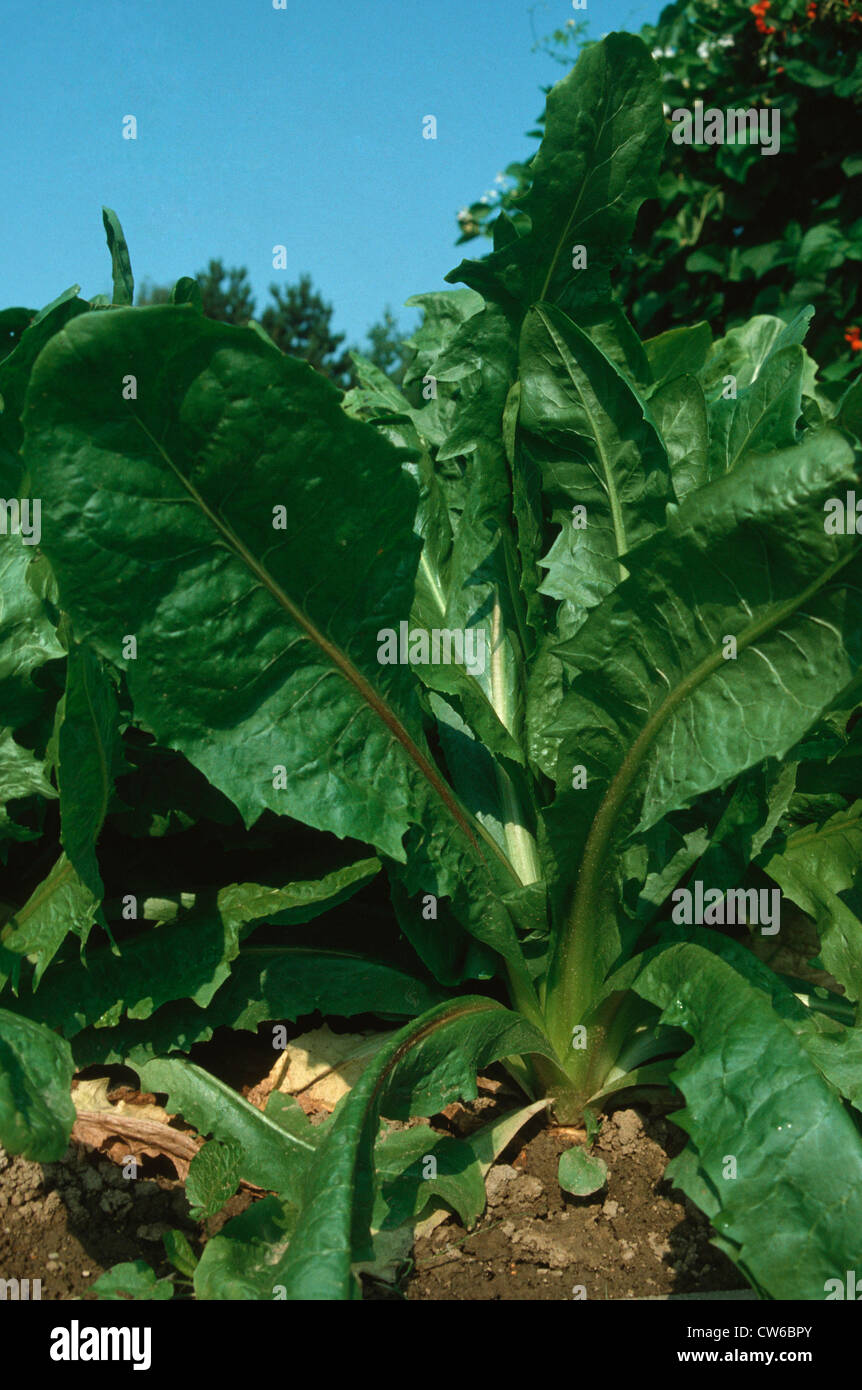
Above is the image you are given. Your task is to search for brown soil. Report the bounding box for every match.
[0,1138,258,1300]
[0,1020,743,1303]
[405,1105,741,1301]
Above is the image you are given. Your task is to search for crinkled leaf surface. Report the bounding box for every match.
[520,303,671,616]
[633,942,862,1299]
[544,429,862,1047]
[447,34,666,314]
[23,307,533,986]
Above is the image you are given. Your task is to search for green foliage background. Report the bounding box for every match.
[460,0,862,381]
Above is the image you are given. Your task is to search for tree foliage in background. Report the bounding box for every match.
[259,275,355,389]
[138,263,408,389]
[460,0,862,381]
[363,306,408,387]
[195,260,257,325]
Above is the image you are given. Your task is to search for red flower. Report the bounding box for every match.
[751,4,777,31]
[845,326,862,351]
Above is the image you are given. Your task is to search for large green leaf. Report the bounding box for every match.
[643,322,712,390]
[0,291,90,482]
[404,304,546,893]
[543,428,862,1050]
[694,759,798,893]
[520,302,671,618]
[14,858,383,1036]
[404,309,529,771]
[22,305,536,994]
[401,288,484,450]
[373,1127,486,1230]
[135,1057,317,1195]
[23,308,423,852]
[648,375,708,503]
[0,1006,76,1160]
[633,942,862,1299]
[446,34,666,315]
[707,345,804,477]
[64,943,448,1068]
[699,308,815,399]
[341,352,411,420]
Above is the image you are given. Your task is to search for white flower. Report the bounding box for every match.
[697,40,712,60]
[717,34,734,47]
[494,173,507,186]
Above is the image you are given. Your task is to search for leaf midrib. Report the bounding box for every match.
[547,539,862,1051]
[537,307,628,576]
[539,64,615,302]
[132,414,499,868]
[726,354,801,472]
[147,1061,317,1153]
[1,856,73,945]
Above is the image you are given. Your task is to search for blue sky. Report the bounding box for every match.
[1,0,662,351]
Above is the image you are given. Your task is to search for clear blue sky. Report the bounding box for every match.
[2,0,662,351]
